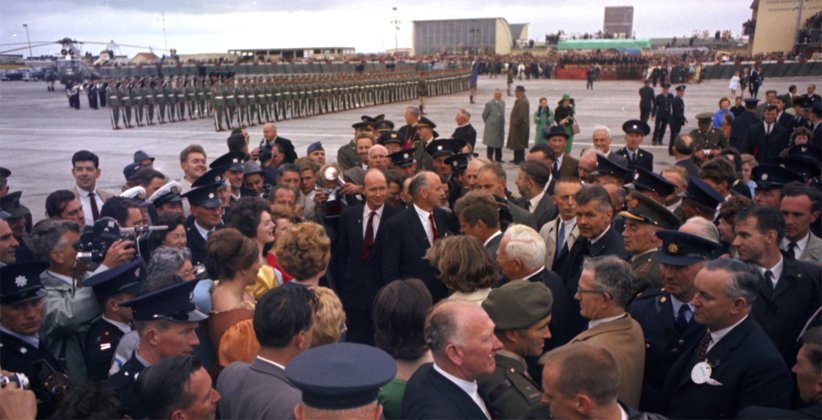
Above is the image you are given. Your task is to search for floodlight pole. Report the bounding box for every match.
[22,24,32,59]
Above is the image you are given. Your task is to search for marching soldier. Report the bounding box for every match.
[211,77,225,132]
[108,79,122,130]
[166,78,177,122]
[154,78,167,124]
[120,80,133,128]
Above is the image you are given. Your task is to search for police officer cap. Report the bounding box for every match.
[242,161,264,178]
[772,156,821,179]
[622,119,651,136]
[695,112,714,122]
[620,191,681,230]
[0,210,9,220]
[751,164,804,189]
[0,261,49,305]
[482,281,553,331]
[377,131,403,146]
[592,154,632,181]
[352,121,373,131]
[744,98,760,106]
[181,182,223,209]
[360,115,378,124]
[426,139,459,158]
[285,343,396,410]
[133,150,155,163]
[415,116,437,129]
[387,148,416,168]
[793,96,812,109]
[82,259,144,298]
[444,153,474,173]
[306,141,324,155]
[675,85,686,92]
[118,279,207,323]
[786,144,822,162]
[651,230,722,266]
[192,167,227,191]
[210,151,247,172]
[543,125,569,140]
[121,186,150,207]
[679,175,725,208]
[661,83,671,89]
[625,167,677,197]
[0,191,28,219]
[375,119,395,132]
[0,167,9,179]
[149,181,183,206]
[491,194,514,226]
[123,162,145,181]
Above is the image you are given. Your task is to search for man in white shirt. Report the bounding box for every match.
[540,178,581,269]
[779,183,822,265]
[178,145,208,216]
[70,150,113,226]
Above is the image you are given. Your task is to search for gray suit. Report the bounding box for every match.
[482,99,505,148]
[509,200,538,231]
[485,231,503,260]
[216,357,301,420]
[517,193,558,230]
[540,218,579,270]
[606,150,629,168]
[783,233,822,266]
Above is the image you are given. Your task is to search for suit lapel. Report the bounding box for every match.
[677,317,753,389]
[407,208,432,249]
[433,209,450,239]
[427,366,489,419]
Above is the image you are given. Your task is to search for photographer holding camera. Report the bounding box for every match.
[30,220,135,384]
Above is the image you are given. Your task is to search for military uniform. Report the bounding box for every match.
[337,139,361,171]
[689,115,730,158]
[84,318,128,381]
[477,351,549,419]
[143,82,155,125]
[108,82,122,129]
[107,352,149,419]
[130,81,143,126]
[154,81,167,123]
[120,83,132,127]
[225,80,237,128]
[631,250,663,292]
[176,81,187,121]
[166,81,177,122]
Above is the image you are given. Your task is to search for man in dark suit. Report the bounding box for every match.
[669,86,688,155]
[260,123,297,163]
[729,98,761,150]
[526,144,562,195]
[616,120,654,172]
[732,206,822,366]
[661,258,793,419]
[453,108,477,151]
[181,182,224,267]
[630,231,722,413]
[337,170,400,345]
[775,94,796,133]
[216,287,314,419]
[749,66,763,98]
[477,163,538,231]
[454,191,503,260]
[381,172,453,304]
[544,126,579,179]
[651,83,673,146]
[741,105,791,165]
[673,135,701,178]
[514,160,558,230]
[109,280,207,420]
[592,126,630,168]
[402,301,502,420]
[736,327,822,419]
[639,79,655,124]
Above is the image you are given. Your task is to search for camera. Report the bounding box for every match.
[316,166,346,216]
[0,372,30,390]
[73,217,136,264]
[258,140,279,163]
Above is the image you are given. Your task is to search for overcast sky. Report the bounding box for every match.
[1,1,752,56]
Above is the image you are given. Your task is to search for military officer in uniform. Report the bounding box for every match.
[186,78,197,120]
[615,120,654,172]
[176,78,187,122]
[650,83,673,146]
[166,78,177,123]
[107,279,207,420]
[669,85,688,155]
[119,80,133,128]
[478,281,553,419]
[108,80,122,130]
[225,77,237,129]
[412,116,437,172]
[82,259,144,381]
[336,121,369,171]
[211,78,225,132]
[98,77,108,108]
[619,191,682,296]
[143,79,155,125]
[131,78,143,127]
[154,78,167,124]
[0,261,67,418]
[629,230,721,413]
[690,112,730,164]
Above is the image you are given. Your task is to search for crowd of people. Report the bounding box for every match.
[1,71,822,420]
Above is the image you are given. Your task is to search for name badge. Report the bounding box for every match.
[691,361,722,386]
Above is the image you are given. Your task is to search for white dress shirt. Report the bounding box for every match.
[528,190,546,213]
[414,204,436,245]
[590,224,611,245]
[588,313,627,330]
[782,233,810,260]
[76,187,105,226]
[706,315,748,353]
[194,220,215,241]
[758,256,784,289]
[362,203,385,239]
[256,356,286,371]
[432,363,491,419]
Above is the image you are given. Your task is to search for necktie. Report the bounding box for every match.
[88,192,100,222]
[766,124,771,135]
[556,221,566,251]
[552,160,560,178]
[764,270,775,292]
[206,230,212,240]
[675,304,690,334]
[361,211,376,262]
[695,331,712,361]
[788,242,798,259]
[428,213,440,242]
[632,152,638,165]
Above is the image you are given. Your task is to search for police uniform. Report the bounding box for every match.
[615,120,654,172]
[147,181,183,224]
[0,261,67,417]
[413,117,437,172]
[81,260,144,382]
[478,281,554,419]
[106,280,208,420]
[629,230,722,413]
[181,181,225,267]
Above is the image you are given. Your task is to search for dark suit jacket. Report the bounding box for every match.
[661,316,793,419]
[630,288,706,413]
[671,96,686,127]
[216,357,302,420]
[639,86,655,109]
[516,193,558,230]
[675,158,701,178]
[751,255,822,366]
[777,112,796,133]
[0,331,64,397]
[607,150,630,168]
[616,147,654,172]
[337,204,400,312]
[453,124,478,151]
[736,403,822,419]
[558,155,580,179]
[508,198,538,230]
[107,354,148,420]
[652,93,673,119]
[268,136,297,163]
[741,122,790,165]
[484,232,503,260]
[729,111,760,150]
[380,206,452,303]
[402,363,497,420]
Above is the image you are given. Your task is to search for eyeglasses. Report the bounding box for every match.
[577,285,606,294]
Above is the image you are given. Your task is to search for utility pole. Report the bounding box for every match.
[22,24,32,59]
[391,7,400,55]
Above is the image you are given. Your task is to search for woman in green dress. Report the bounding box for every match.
[533,97,552,144]
[554,93,576,153]
[375,279,433,420]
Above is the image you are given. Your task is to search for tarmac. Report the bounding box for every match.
[1,74,818,215]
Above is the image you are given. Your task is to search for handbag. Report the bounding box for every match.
[572,121,581,135]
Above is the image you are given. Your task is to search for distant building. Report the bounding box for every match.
[747,0,822,54]
[227,47,355,61]
[131,52,159,64]
[411,18,528,55]
[604,6,634,38]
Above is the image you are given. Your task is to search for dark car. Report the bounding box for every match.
[24,68,46,81]
[3,69,25,81]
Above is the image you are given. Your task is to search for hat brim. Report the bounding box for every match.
[650,250,705,266]
[162,309,208,323]
[1,287,48,305]
[3,207,28,219]
[191,197,222,209]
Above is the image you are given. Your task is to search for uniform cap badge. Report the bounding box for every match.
[15,276,27,288]
[668,243,679,253]
[761,174,768,181]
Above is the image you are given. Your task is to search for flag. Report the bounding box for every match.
[470,61,479,88]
